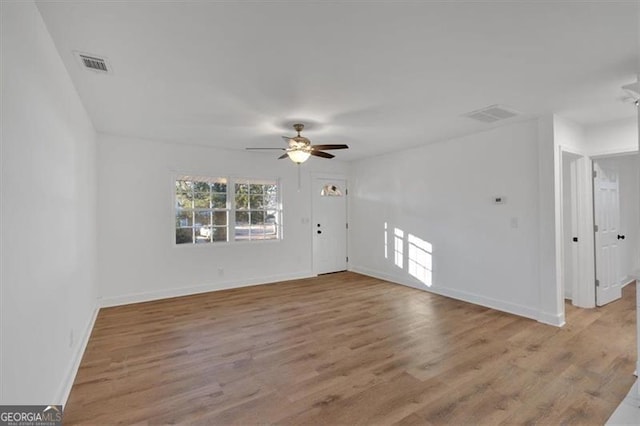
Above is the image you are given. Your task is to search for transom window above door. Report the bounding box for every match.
[320,183,343,196]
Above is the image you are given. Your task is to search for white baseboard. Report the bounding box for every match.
[349,265,545,324]
[57,303,100,407]
[622,275,637,288]
[537,310,566,327]
[98,271,315,308]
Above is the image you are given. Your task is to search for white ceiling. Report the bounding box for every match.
[36,1,639,161]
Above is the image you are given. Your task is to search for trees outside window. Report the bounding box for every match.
[175,176,281,245]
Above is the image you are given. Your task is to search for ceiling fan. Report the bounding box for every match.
[246,123,348,164]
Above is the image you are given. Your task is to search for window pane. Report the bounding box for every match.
[193,181,210,192]
[194,211,212,228]
[213,211,227,226]
[197,226,212,243]
[195,211,213,243]
[193,192,211,208]
[211,182,227,193]
[176,191,193,208]
[265,192,278,208]
[249,195,264,209]
[266,210,278,225]
[212,226,227,242]
[211,193,226,208]
[176,180,193,192]
[235,211,249,224]
[236,184,248,195]
[235,211,249,241]
[176,228,193,244]
[249,184,264,194]
[176,210,194,227]
[235,184,249,209]
[251,210,265,225]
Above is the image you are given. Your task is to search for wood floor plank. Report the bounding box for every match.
[63,273,637,425]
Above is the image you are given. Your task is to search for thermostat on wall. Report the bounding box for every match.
[493,196,506,204]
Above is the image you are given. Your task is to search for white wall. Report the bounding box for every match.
[97,134,347,305]
[1,1,98,404]
[349,119,552,322]
[585,117,638,156]
[538,115,563,324]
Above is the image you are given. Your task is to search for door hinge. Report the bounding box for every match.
[595,279,600,287]
[346,222,349,229]
[594,224,599,232]
[345,188,348,195]
[593,170,597,178]
[346,256,349,263]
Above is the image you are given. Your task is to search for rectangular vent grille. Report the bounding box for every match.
[464,105,519,123]
[80,54,108,72]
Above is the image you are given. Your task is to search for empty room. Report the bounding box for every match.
[2,1,640,424]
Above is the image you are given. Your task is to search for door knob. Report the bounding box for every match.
[317,230,322,234]
[617,234,625,240]
[572,237,578,242]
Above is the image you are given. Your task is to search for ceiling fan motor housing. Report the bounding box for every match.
[290,136,311,147]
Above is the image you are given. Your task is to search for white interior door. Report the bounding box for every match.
[313,178,347,275]
[594,164,622,306]
[562,154,580,301]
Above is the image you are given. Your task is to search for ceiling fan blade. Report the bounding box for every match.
[282,136,293,142]
[246,147,286,150]
[310,144,349,150]
[278,153,289,160]
[310,150,335,159]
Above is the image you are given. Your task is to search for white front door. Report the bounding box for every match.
[594,164,622,306]
[312,178,347,275]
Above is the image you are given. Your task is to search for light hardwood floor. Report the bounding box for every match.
[65,272,637,425]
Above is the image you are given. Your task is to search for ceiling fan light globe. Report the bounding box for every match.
[287,150,311,164]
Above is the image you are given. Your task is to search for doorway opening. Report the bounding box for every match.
[558,147,596,312]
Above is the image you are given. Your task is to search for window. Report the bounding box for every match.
[321,183,343,196]
[175,175,281,245]
[234,180,280,241]
[175,177,229,244]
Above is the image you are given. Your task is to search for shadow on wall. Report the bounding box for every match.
[384,221,433,287]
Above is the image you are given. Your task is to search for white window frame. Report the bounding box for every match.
[174,174,282,246]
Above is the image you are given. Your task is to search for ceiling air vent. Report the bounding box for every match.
[464,105,519,123]
[74,51,111,74]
